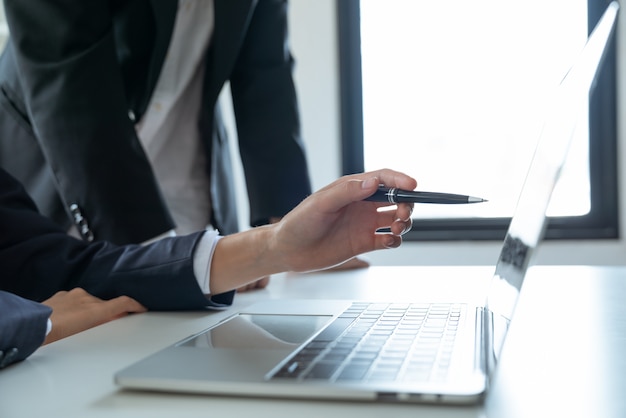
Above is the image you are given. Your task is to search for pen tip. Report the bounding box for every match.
[469,196,488,203]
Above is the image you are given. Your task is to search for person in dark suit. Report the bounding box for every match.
[1,165,414,312]
[0,0,311,245]
[0,288,146,370]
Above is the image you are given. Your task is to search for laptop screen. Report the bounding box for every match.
[485,1,618,322]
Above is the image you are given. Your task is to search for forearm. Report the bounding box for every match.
[1,164,225,309]
[209,225,283,295]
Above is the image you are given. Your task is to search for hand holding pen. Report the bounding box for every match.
[365,186,487,204]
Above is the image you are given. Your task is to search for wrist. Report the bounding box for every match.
[209,224,281,294]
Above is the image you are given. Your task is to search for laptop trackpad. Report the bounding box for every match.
[148,314,333,383]
[180,313,331,350]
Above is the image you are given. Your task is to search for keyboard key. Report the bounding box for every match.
[305,362,341,379]
[313,318,355,342]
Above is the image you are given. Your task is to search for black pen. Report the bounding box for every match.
[365,186,487,204]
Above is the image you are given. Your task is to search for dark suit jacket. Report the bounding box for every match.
[0,0,311,244]
[0,167,234,310]
[0,291,51,369]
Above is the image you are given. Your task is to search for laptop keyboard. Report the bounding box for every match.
[270,302,464,383]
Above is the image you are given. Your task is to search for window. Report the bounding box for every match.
[338,0,619,241]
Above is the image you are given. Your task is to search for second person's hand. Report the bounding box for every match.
[42,288,147,344]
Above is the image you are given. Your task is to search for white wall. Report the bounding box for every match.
[276,0,626,266]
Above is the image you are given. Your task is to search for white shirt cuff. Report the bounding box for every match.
[192,229,222,295]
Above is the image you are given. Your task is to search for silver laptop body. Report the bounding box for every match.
[115,2,618,405]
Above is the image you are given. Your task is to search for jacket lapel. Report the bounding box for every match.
[205,0,256,100]
[146,0,178,98]
[145,0,256,105]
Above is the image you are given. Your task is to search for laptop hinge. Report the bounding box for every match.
[476,307,495,378]
[477,307,511,381]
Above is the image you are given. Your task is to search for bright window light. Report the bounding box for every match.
[360,0,589,219]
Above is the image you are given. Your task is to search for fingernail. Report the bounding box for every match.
[383,236,396,248]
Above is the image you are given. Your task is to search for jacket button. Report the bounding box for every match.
[128,110,136,122]
[69,204,95,242]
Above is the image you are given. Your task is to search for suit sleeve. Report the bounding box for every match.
[0,168,234,310]
[229,0,312,227]
[2,0,174,244]
[0,291,51,369]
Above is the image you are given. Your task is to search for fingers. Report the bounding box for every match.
[339,168,417,191]
[375,205,413,233]
[321,177,381,210]
[373,168,418,192]
[77,292,146,325]
[377,233,402,249]
[392,216,413,236]
[317,169,418,211]
[329,171,414,243]
[237,276,271,292]
[349,169,418,202]
[104,295,147,316]
[42,289,146,345]
[61,288,146,315]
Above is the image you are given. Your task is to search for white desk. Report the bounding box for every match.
[1,265,625,418]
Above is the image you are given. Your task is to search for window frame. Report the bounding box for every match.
[337,0,619,241]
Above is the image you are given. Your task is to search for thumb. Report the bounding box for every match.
[313,176,380,213]
[344,176,380,202]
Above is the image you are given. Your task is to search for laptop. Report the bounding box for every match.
[115,2,619,405]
